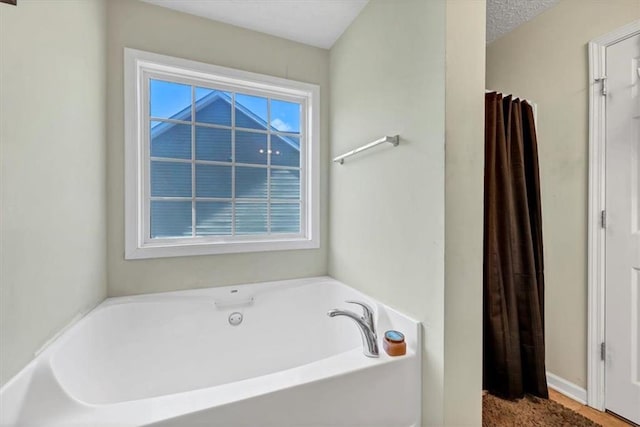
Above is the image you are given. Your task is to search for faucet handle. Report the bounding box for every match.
[345,300,375,332]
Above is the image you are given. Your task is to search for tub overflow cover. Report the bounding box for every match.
[229,312,243,326]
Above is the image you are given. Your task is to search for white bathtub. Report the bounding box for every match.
[0,277,421,426]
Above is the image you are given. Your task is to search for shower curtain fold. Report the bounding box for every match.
[483,92,548,399]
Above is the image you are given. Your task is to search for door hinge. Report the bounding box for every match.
[600,342,606,361]
[601,210,606,229]
[595,76,608,96]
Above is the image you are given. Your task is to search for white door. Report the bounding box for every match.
[605,31,640,424]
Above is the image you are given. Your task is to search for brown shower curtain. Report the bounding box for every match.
[483,92,548,399]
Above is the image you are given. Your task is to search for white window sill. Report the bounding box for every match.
[125,237,319,260]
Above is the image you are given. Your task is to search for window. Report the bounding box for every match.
[124,49,319,259]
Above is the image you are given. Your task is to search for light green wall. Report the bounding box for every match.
[487,0,640,389]
[106,0,330,296]
[0,0,107,386]
[444,1,485,425]
[329,0,447,424]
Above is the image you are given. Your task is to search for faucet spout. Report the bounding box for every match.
[327,303,379,358]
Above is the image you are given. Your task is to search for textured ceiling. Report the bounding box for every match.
[486,0,561,44]
[140,0,369,49]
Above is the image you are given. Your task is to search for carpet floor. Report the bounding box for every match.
[483,393,601,426]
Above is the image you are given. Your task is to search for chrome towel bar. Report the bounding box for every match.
[333,135,400,165]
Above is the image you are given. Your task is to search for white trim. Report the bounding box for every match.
[547,372,587,405]
[587,19,640,412]
[124,48,320,259]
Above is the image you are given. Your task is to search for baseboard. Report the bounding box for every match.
[546,372,587,404]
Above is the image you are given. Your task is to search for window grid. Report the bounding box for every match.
[266,97,271,234]
[147,80,303,239]
[150,157,300,170]
[190,85,196,237]
[231,92,236,236]
[149,117,302,139]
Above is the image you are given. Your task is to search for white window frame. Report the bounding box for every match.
[124,48,320,259]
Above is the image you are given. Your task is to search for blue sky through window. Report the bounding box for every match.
[150,80,190,119]
[271,99,300,133]
[150,79,300,133]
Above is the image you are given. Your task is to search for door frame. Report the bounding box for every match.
[587,19,640,411]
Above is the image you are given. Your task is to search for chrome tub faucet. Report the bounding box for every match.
[327,300,379,358]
